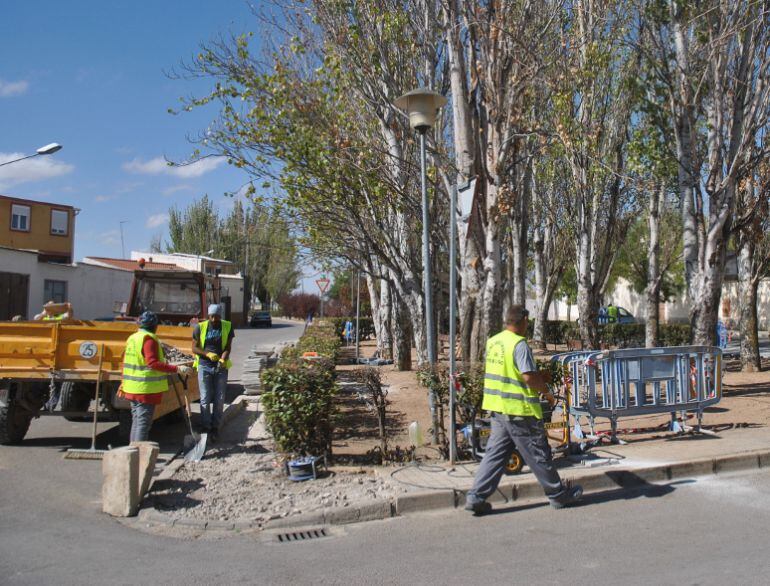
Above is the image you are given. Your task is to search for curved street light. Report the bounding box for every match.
[0,143,63,167]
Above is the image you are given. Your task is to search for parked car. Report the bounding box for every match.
[250,310,272,328]
[599,306,637,324]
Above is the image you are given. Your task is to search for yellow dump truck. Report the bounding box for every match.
[0,320,199,445]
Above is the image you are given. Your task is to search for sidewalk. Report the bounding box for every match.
[139,400,770,533]
[384,424,770,503]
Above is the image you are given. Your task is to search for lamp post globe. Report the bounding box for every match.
[394,89,447,134]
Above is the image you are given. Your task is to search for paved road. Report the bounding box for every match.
[5,318,768,584]
[3,445,770,586]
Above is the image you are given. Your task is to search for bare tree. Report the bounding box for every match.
[644,0,770,344]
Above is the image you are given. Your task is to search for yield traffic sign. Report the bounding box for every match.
[316,276,330,293]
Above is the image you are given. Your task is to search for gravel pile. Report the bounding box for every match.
[150,443,407,526]
[162,343,194,364]
[148,406,409,526]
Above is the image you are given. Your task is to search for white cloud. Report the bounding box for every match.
[0,79,29,97]
[0,152,74,189]
[146,213,169,228]
[162,183,194,196]
[98,230,120,247]
[123,156,223,179]
[94,195,115,203]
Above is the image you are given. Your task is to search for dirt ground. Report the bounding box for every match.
[334,341,770,455]
[148,339,770,525]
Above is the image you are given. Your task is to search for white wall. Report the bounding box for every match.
[219,273,245,325]
[0,248,133,319]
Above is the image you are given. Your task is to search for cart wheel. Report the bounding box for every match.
[504,450,524,475]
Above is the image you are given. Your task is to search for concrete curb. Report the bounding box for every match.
[137,447,770,533]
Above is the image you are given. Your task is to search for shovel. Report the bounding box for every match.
[172,374,207,462]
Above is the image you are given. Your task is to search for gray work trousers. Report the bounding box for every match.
[467,413,565,502]
[129,401,156,442]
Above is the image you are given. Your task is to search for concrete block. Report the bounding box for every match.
[628,466,671,485]
[206,520,236,530]
[325,506,361,525]
[129,441,159,500]
[356,500,392,522]
[666,458,714,480]
[512,480,546,501]
[102,447,139,517]
[396,490,454,515]
[713,453,760,474]
[266,511,325,529]
[489,483,515,504]
[175,517,208,529]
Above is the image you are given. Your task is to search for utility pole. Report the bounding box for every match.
[355,270,361,363]
[119,221,128,258]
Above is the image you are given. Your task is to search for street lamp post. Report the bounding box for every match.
[0,143,63,167]
[394,88,447,444]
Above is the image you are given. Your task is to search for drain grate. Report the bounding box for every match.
[276,528,329,543]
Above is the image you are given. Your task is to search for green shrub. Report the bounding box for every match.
[295,322,342,361]
[261,361,338,458]
[659,323,692,346]
[598,323,645,348]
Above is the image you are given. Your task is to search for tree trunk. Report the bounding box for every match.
[391,292,412,371]
[377,279,393,360]
[645,183,663,347]
[738,242,761,371]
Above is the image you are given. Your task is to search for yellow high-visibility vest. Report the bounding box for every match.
[481,329,543,418]
[121,329,170,395]
[193,319,233,369]
[43,313,67,321]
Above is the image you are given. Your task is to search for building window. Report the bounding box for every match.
[44,280,67,304]
[51,209,69,236]
[11,204,31,232]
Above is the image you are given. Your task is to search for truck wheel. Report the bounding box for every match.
[0,396,34,445]
[60,382,92,421]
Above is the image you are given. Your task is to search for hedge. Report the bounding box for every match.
[261,319,341,460]
[528,319,692,348]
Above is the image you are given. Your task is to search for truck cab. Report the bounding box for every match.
[126,269,221,325]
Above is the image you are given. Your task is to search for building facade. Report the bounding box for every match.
[0,194,77,263]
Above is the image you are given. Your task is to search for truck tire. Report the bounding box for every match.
[0,396,33,445]
[60,381,92,421]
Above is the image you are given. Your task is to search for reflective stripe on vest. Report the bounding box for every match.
[121,329,169,394]
[193,319,233,369]
[481,329,543,418]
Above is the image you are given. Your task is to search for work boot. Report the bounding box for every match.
[464,498,492,516]
[549,482,583,509]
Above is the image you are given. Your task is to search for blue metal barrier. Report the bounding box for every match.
[553,346,722,442]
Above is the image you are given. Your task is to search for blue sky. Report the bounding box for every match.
[0,1,264,261]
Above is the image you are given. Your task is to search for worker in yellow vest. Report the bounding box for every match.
[34,301,74,321]
[192,304,234,442]
[465,305,583,515]
[119,311,193,442]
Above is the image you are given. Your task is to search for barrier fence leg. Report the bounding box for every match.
[670,413,682,434]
